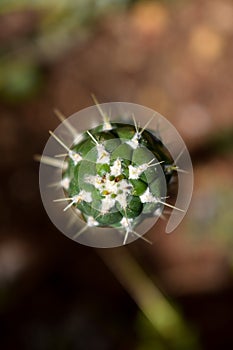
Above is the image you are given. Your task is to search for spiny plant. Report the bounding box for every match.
[38,101,184,246]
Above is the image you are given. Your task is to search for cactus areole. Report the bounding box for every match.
[38,102,193,247]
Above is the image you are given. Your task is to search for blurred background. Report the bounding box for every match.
[0,0,233,349]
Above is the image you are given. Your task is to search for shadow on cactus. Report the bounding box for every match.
[37,101,193,247]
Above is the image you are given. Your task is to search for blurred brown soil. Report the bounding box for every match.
[0,1,233,349]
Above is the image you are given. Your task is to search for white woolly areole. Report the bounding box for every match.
[120,217,133,232]
[116,179,132,208]
[85,173,132,212]
[87,216,99,227]
[73,190,92,203]
[85,174,115,193]
[61,177,70,190]
[86,175,131,196]
[110,158,122,176]
[119,178,131,191]
[128,163,148,180]
[68,150,82,165]
[96,144,110,164]
[140,187,157,203]
[126,134,139,149]
[101,197,116,213]
[85,174,102,188]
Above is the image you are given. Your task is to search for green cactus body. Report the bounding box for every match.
[61,122,174,233]
[38,102,193,246]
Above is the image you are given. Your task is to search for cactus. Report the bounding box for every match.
[37,102,193,247]
[54,120,179,244]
